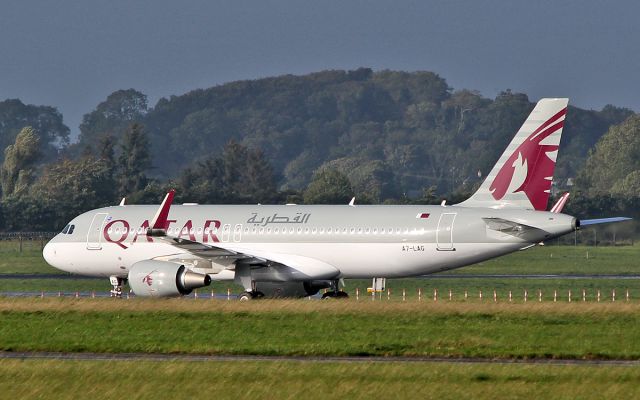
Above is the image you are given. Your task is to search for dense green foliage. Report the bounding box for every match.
[0,69,637,230]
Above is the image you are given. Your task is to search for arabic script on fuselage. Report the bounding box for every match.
[246,212,311,226]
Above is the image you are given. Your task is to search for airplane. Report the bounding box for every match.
[42,98,630,299]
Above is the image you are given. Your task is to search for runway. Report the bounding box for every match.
[1,351,639,366]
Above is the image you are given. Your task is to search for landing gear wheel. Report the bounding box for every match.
[238,291,265,301]
[238,292,253,301]
[321,291,349,300]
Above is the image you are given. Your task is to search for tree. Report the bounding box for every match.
[303,169,354,204]
[77,89,148,152]
[0,99,69,163]
[576,115,640,196]
[117,123,151,196]
[0,126,40,198]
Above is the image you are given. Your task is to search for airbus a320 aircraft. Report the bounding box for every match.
[42,98,629,299]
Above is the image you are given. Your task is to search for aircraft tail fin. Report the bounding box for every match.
[457,98,569,210]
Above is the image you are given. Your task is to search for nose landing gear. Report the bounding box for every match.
[109,276,125,298]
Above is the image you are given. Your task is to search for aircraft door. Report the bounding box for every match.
[221,224,231,242]
[233,224,242,242]
[436,213,456,251]
[86,213,108,250]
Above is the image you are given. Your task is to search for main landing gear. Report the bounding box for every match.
[238,291,265,301]
[110,276,125,298]
[321,279,349,300]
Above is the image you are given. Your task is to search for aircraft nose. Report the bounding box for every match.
[42,242,57,266]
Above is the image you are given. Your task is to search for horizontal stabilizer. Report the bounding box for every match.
[580,217,632,226]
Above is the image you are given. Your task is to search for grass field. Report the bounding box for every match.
[1,359,639,400]
[2,241,639,398]
[1,298,639,360]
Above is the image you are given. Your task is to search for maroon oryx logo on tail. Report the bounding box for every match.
[489,108,566,210]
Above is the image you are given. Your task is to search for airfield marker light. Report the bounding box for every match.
[433,288,438,302]
[583,289,586,302]
[553,290,557,302]
[524,290,528,303]
[464,290,468,300]
[493,290,497,303]
[597,290,601,302]
[568,290,572,303]
[479,290,483,301]
[418,288,422,302]
[402,288,406,302]
[612,289,616,302]
[509,291,512,302]
[626,289,630,302]
[227,288,231,301]
[449,289,452,301]
[356,288,360,300]
[538,290,542,302]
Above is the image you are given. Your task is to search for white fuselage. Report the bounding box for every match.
[43,204,576,280]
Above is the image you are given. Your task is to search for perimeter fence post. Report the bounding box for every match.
[356,288,359,301]
[538,289,542,302]
[449,289,452,301]
[464,290,468,300]
[626,289,629,302]
[597,290,601,302]
[524,290,528,303]
[582,289,586,302]
[493,290,497,303]
[402,288,406,302]
[387,288,391,301]
[227,288,231,301]
[568,290,571,303]
[612,289,616,302]
[479,290,483,301]
[418,288,422,302]
[433,288,438,302]
[553,290,557,302]
[508,290,512,302]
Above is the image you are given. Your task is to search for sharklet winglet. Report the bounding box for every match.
[149,190,175,234]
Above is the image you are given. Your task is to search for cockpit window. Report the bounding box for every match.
[61,224,75,235]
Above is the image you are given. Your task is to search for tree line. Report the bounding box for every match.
[0,69,638,232]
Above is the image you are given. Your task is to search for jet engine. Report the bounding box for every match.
[253,280,332,298]
[128,260,211,297]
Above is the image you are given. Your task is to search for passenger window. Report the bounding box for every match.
[68,225,75,234]
[312,228,317,234]
[61,224,69,234]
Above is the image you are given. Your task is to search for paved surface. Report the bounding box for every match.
[1,351,639,366]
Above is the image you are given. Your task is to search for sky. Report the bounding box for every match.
[1,0,639,138]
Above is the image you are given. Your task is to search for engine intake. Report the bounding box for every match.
[128,260,211,297]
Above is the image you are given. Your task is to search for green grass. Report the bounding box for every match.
[1,299,640,360]
[1,359,639,400]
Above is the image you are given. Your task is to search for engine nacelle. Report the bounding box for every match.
[254,280,332,298]
[128,260,211,297]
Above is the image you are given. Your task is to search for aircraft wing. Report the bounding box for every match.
[146,190,340,280]
[580,217,632,226]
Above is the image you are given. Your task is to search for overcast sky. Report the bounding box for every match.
[1,0,638,137]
